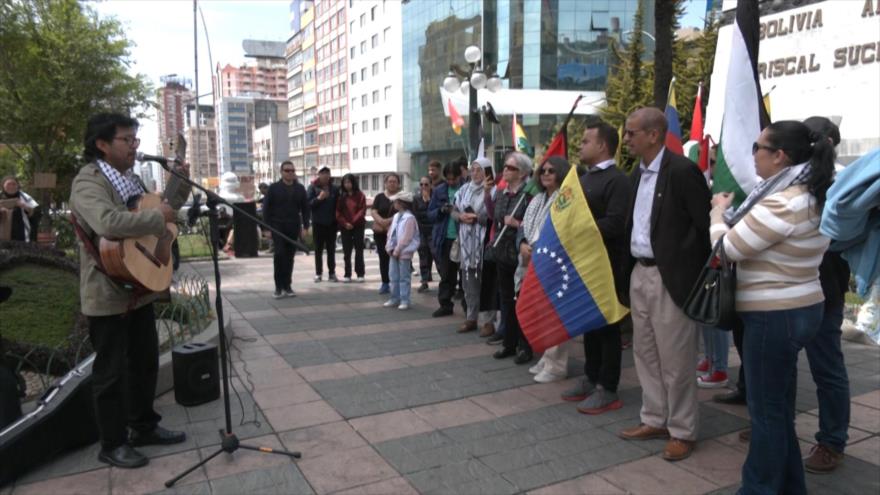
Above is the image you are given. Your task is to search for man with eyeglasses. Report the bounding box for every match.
[70,113,189,468]
[264,160,310,299]
[617,107,711,462]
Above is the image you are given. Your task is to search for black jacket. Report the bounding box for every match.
[580,164,632,302]
[307,182,339,226]
[264,180,310,234]
[623,150,711,308]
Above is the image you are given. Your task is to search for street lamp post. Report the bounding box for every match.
[442,45,502,160]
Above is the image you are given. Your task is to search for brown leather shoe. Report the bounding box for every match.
[618,424,670,441]
[804,444,844,474]
[458,320,477,333]
[479,322,495,337]
[662,438,695,461]
[738,429,751,442]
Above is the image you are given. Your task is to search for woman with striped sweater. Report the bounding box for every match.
[710,121,835,495]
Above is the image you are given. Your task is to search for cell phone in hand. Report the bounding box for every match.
[464,206,475,214]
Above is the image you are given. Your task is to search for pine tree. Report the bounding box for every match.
[672,12,719,138]
[654,0,686,108]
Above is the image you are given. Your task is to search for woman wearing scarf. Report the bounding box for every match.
[452,158,493,333]
[519,157,571,383]
[710,121,835,495]
[0,176,39,242]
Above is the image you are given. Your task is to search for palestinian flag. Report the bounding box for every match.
[513,113,534,157]
[713,0,771,205]
[447,99,463,135]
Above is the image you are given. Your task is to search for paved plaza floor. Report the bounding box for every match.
[5,253,880,494]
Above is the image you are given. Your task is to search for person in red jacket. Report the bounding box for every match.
[336,173,367,282]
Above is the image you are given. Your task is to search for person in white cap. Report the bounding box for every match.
[383,191,420,310]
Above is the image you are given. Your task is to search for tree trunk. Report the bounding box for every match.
[653,0,676,108]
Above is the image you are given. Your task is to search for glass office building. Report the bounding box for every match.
[402,0,652,179]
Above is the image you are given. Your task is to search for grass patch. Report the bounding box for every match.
[0,263,79,348]
[845,292,865,307]
[178,233,213,259]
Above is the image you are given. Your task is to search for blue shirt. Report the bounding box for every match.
[630,147,665,259]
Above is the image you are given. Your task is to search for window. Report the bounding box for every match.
[372,117,379,130]
[372,62,379,76]
[304,130,317,146]
[373,145,380,157]
[385,143,392,156]
[360,41,366,54]
[372,90,379,103]
[384,86,391,100]
[360,68,366,80]
[350,20,354,32]
[361,94,368,106]
[352,148,358,159]
[351,72,357,84]
[384,57,391,72]
[361,121,367,132]
[359,13,365,27]
[339,81,346,96]
[362,146,369,158]
[350,47,355,59]
[385,115,391,128]
[371,175,379,191]
[371,34,378,48]
[352,123,357,134]
[383,27,391,42]
[371,6,376,20]
[351,97,356,108]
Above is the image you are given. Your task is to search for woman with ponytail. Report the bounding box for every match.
[709,120,835,495]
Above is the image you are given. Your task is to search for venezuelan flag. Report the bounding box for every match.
[516,166,629,353]
[664,80,684,155]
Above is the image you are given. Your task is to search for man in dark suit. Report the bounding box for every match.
[617,107,711,462]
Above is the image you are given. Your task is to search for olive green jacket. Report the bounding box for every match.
[70,162,189,316]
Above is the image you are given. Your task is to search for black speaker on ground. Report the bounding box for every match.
[232,201,259,258]
[172,343,219,407]
[0,355,98,487]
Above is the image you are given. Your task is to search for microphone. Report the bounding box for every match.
[136,152,178,168]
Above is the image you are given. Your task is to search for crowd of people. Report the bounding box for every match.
[260,106,871,494]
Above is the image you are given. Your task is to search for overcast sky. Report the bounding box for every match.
[90,0,708,153]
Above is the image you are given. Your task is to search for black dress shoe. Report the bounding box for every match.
[513,350,534,365]
[98,444,149,468]
[129,426,187,447]
[493,347,516,359]
[713,389,747,405]
[432,306,453,317]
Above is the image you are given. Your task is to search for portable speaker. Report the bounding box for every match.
[232,201,259,258]
[172,343,219,407]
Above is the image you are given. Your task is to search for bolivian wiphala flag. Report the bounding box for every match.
[516,167,629,354]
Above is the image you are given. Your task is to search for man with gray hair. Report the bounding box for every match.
[617,107,711,462]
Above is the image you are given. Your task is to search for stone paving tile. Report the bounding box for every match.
[846,435,880,466]
[675,439,748,488]
[11,442,104,485]
[277,421,368,460]
[296,362,360,382]
[597,455,720,494]
[296,445,398,494]
[411,398,496,430]
[11,468,109,495]
[347,355,409,374]
[852,390,880,410]
[332,476,419,495]
[349,410,435,443]
[252,382,322,409]
[527,473,626,495]
[263,400,343,432]
[110,450,206,495]
[796,411,873,444]
[470,388,550,417]
[206,464,314,495]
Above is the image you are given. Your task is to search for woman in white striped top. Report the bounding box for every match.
[710,120,835,495]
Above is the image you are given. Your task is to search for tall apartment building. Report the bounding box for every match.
[286,0,312,176]
[156,75,193,156]
[183,103,219,187]
[218,40,288,101]
[216,97,287,177]
[347,0,404,196]
[313,0,349,177]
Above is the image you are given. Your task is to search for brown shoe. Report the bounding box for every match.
[458,320,478,333]
[662,438,695,461]
[618,424,670,441]
[804,444,843,474]
[479,322,495,337]
[738,429,751,442]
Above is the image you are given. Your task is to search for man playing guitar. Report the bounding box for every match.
[69,113,189,468]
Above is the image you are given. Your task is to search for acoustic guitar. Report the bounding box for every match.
[98,134,188,292]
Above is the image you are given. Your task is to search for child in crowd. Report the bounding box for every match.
[384,191,420,310]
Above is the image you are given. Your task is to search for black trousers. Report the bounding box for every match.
[437,238,459,309]
[732,316,746,394]
[498,262,530,353]
[272,230,298,291]
[312,223,337,276]
[340,225,365,278]
[88,303,161,449]
[418,231,435,282]
[374,232,390,284]
[583,322,622,392]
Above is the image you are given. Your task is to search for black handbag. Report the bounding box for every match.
[684,237,737,330]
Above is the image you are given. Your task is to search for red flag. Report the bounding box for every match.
[540,94,583,165]
[447,99,463,135]
[691,83,709,173]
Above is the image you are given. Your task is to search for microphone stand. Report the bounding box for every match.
[153,161,307,488]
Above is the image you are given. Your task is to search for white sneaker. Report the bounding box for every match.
[398,303,410,310]
[528,361,544,375]
[383,299,399,308]
[343,277,352,283]
[284,289,296,298]
[356,277,365,283]
[272,290,284,299]
[314,275,322,283]
[534,370,565,383]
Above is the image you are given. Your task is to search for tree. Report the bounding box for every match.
[672,13,720,137]
[653,0,686,108]
[0,0,152,204]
